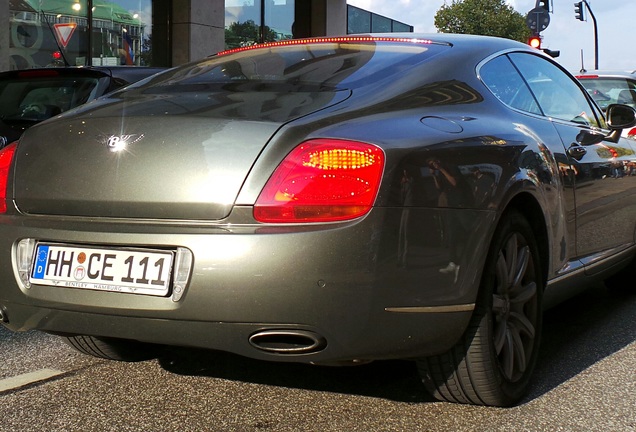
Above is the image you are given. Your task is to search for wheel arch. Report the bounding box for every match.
[419,193,549,406]
[498,191,550,290]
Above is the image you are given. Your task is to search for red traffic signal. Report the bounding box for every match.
[528,35,541,49]
[52,51,62,60]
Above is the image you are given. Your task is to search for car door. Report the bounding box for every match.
[509,53,636,265]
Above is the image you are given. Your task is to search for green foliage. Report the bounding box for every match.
[140,34,152,66]
[434,0,531,42]
[225,20,278,49]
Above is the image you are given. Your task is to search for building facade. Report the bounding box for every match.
[1,0,412,72]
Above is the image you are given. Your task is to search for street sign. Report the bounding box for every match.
[53,23,77,48]
[526,7,550,32]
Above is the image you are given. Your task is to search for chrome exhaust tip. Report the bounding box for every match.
[249,329,326,354]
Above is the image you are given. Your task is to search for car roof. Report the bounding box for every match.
[0,66,167,85]
[575,70,636,79]
[213,33,535,59]
[364,32,529,48]
[0,67,111,80]
[87,66,168,83]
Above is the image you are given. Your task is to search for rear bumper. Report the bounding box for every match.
[0,207,495,361]
[0,301,473,362]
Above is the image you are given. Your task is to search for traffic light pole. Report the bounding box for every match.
[587,1,598,70]
[577,0,598,69]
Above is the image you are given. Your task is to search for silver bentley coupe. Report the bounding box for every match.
[1,34,635,407]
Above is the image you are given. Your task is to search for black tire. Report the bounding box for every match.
[418,210,543,406]
[63,335,158,362]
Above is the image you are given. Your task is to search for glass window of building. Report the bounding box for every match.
[347,6,371,34]
[225,0,294,50]
[347,5,413,34]
[371,14,391,33]
[8,0,152,69]
[392,21,412,33]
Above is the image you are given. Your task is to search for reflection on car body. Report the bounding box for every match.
[1,34,636,408]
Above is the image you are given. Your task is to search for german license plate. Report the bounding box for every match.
[30,243,174,296]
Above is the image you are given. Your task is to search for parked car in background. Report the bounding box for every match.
[1,34,636,408]
[0,66,166,147]
[576,70,636,138]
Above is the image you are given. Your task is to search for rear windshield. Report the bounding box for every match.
[578,77,636,111]
[0,75,105,121]
[147,39,449,92]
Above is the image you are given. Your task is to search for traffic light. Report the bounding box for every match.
[574,2,584,21]
[537,0,549,11]
[528,35,541,49]
[543,48,560,58]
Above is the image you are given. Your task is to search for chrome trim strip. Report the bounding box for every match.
[547,262,586,286]
[547,244,635,287]
[385,304,475,313]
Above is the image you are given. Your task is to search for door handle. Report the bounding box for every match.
[567,144,587,160]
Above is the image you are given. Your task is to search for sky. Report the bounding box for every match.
[347,0,635,73]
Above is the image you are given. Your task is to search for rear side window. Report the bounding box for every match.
[508,53,603,128]
[149,40,450,91]
[480,55,541,115]
[480,52,604,128]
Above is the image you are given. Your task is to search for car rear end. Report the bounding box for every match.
[0,36,479,363]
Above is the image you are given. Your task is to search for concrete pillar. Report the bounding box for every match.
[310,0,346,37]
[172,0,225,66]
[325,0,347,36]
[0,2,9,72]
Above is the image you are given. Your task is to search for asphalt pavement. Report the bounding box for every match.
[0,283,634,432]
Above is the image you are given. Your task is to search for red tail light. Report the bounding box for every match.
[17,70,59,78]
[254,139,385,223]
[216,36,435,57]
[0,143,17,214]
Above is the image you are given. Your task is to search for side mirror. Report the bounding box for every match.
[606,104,636,130]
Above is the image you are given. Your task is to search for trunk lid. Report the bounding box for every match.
[12,89,349,220]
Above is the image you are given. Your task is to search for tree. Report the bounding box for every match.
[434,0,531,43]
[225,20,278,49]
[140,34,152,66]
